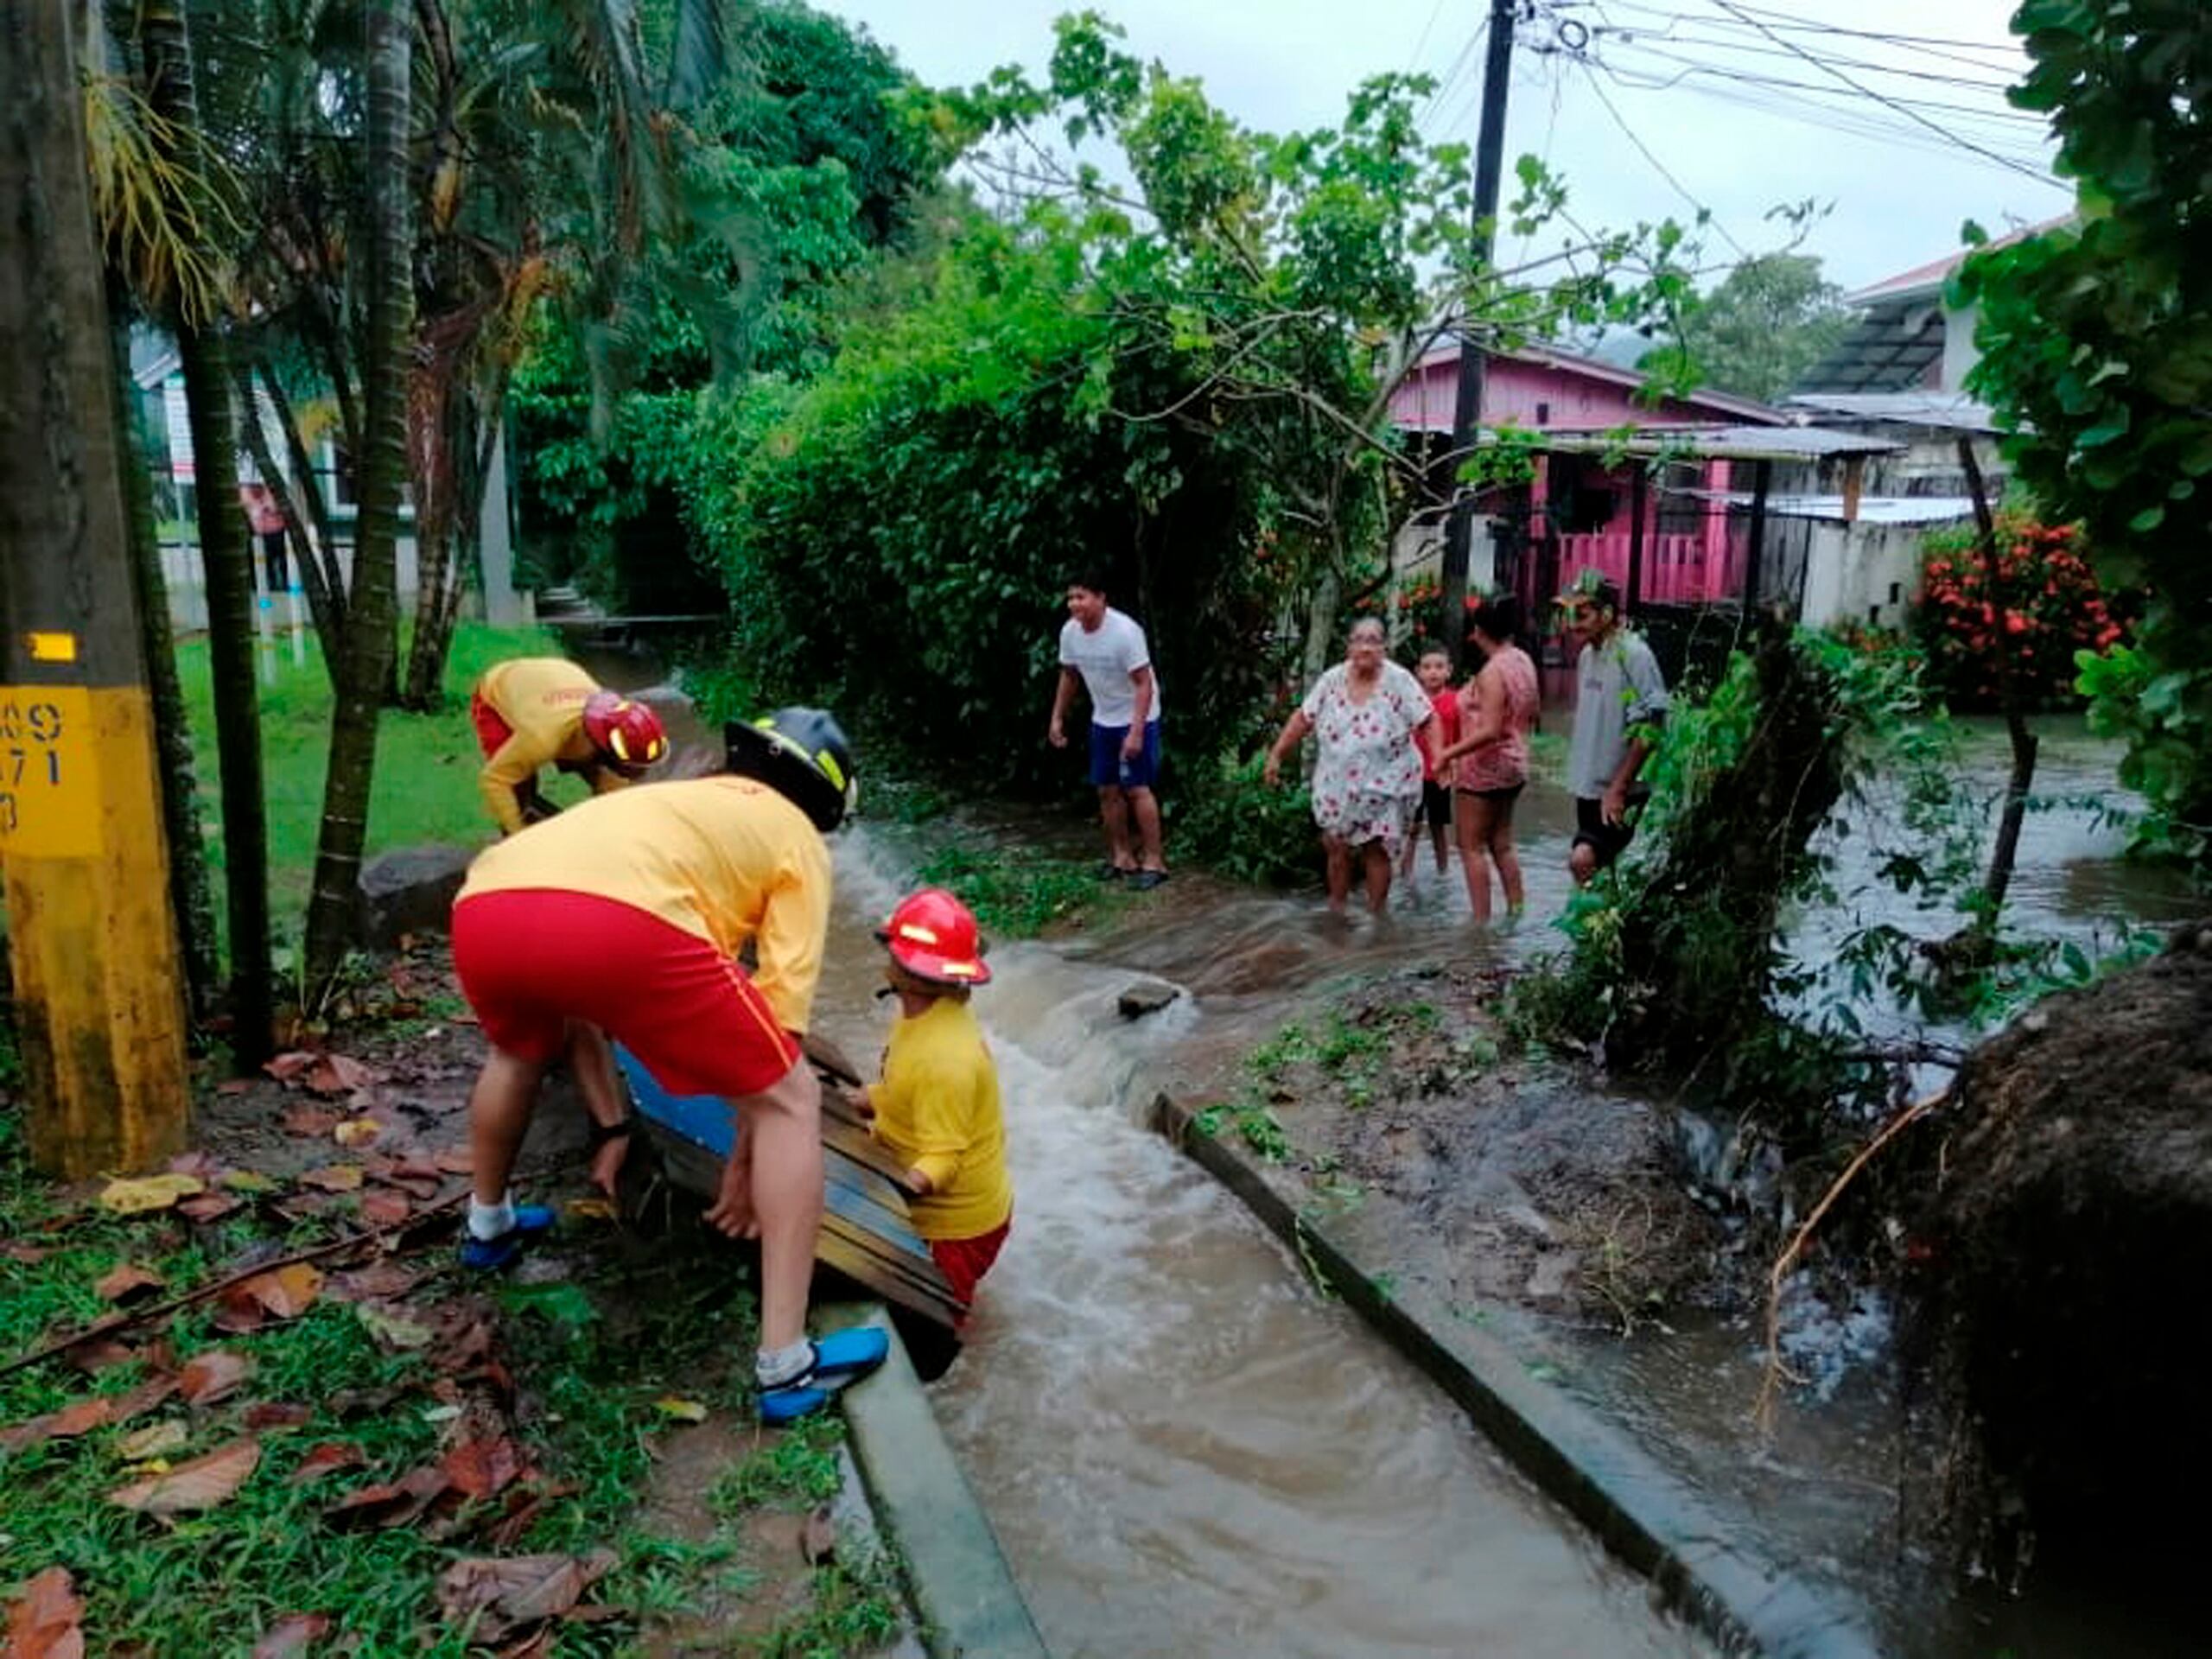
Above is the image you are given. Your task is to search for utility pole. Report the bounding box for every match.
[0,3,192,1176]
[1439,0,1521,671]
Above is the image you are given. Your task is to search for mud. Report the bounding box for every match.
[1902,917,2212,1583]
[1230,960,1727,1329]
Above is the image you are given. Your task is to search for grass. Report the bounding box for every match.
[0,1110,905,1656]
[175,623,568,935]
[912,841,1123,940]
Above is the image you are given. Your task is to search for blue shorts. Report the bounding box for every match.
[1088,719,1161,789]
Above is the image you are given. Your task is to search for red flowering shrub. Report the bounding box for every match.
[1910,517,2127,708]
[1391,573,1477,654]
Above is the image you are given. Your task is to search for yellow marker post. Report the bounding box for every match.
[0,8,190,1176]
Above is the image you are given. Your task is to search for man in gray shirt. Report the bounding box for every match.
[1560,575,1669,885]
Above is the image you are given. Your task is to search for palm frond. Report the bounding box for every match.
[663,0,728,110]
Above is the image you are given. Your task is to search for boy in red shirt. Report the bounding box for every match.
[1401,643,1461,882]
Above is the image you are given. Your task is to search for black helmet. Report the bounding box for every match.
[724,707,857,831]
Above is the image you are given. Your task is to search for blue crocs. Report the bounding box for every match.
[758,1326,891,1425]
[457,1204,557,1271]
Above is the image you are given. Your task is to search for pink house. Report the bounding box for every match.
[1389,342,1796,608]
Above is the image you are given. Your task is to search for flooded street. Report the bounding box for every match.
[614,649,2196,1655]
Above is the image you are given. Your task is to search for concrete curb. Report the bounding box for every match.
[830,1303,1052,1659]
[1150,1095,1882,1659]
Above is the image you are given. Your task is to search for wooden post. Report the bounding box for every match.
[0,3,191,1175]
[1626,463,1648,611]
[1840,454,1864,525]
[1742,458,1774,613]
[1961,435,2037,925]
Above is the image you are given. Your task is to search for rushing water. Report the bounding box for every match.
[601,644,2196,1656]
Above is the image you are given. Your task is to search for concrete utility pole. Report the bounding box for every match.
[0,3,192,1175]
[1439,0,1521,671]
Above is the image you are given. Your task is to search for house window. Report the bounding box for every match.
[1889,582,1902,604]
[1535,401,1551,426]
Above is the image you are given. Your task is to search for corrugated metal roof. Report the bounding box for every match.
[1783,391,2004,433]
[1795,301,1945,395]
[1508,424,1903,461]
[1693,491,1977,525]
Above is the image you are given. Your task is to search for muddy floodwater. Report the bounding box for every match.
[607,645,2195,1656]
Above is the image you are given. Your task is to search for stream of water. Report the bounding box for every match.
[602,645,2196,1656]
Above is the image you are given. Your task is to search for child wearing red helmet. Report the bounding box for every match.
[470,657,669,836]
[856,888,1014,1320]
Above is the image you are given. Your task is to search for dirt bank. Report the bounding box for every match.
[1205,958,1728,1331]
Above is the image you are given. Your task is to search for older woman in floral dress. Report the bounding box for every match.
[1262,616,1437,913]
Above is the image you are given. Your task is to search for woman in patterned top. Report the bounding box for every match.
[1262,616,1437,914]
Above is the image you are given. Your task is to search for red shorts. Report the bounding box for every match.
[929,1216,1010,1315]
[470,691,515,760]
[451,890,799,1098]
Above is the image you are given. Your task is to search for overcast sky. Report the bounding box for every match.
[821,0,2065,296]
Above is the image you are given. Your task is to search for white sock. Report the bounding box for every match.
[756,1338,816,1389]
[467,1193,516,1241]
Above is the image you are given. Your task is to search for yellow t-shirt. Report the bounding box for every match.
[474,657,627,834]
[871,997,1013,1243]
[456,776,831,1033]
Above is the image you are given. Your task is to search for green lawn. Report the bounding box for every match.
[175,623,569,935]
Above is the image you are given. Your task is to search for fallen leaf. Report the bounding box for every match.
[323,1262,423,1304]
[321,1465,449,1531]
[354,1305,435,1351]
[216,1079,253,1096]
[176,1194,244,1224]
[479,1481,576,1550]
[63,1338,133,1375]
[178,1350,255,1406]
[304,1054,378,1096]
[800,1503,838,1567]
[442,1435,524,1500]
[219,1170,277,1194]
[117,1421,190,1461]
[280,1107,341,1138]
[332,1117,385,1149]
[48,1398,118,1439]
[4,1566,84,1659]
[108,1376,181,1426]
[435,1551,616,1642]
[238,1263,323,1320]
[95,1265,164,1304]
[433,1147,474,1174]
[288,1442,367,1485]
[359,1191,412,1228]
[98,1174,205,1215]
[566,1198,616,1222]
[211,1294,268,1337]
[297,1166,363,1193]
[108,1435,260,1514]
[652,1397,708,1424]
[242,1402,314,1431]
[264,1052,320,1083]
[2,1241,53,1264]
[250,1613,332,1658]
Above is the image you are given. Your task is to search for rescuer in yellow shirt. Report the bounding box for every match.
[857,887,1014,1321]
[469,657,670,835]
[449,709,887,1423]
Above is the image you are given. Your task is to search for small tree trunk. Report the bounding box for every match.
[234,359,343,678]
[114,313,219,1023]
[139,0,275,1070]
[304,0,412,992]
[1961,438,2037,929]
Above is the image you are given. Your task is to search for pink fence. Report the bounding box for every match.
[1552,530,1743,605]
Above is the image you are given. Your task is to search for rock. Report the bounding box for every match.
[355,845,476,950]
[1117,981,1182,1020]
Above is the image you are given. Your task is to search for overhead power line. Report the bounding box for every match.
[1574,57,1749,257]
[1707,0,2063,188]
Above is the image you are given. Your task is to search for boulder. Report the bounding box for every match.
[1117,981,1182,1020]
[356,845,476,950]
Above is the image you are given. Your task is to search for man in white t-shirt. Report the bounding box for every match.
[1046,573,1168,888]
[1560,574,1669,886]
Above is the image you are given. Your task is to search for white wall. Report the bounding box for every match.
[1798,519,1950,632]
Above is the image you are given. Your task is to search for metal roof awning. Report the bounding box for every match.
[1494,424,1904,462]
[1795,301,1946,396]
[1690,490,1977,526]
[1783,391,2007,435]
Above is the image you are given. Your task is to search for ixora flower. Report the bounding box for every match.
[1911,513,2131,709]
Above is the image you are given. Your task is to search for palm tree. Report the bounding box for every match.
[114,0,276,1065]
[303,0,412,991]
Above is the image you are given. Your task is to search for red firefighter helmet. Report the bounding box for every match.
[875,887,991,986]
[581,692,669,775]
